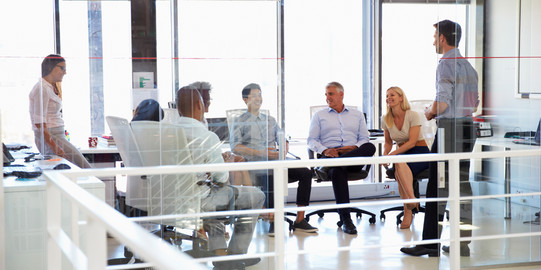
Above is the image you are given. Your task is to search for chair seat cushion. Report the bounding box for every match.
[346,171,368,181]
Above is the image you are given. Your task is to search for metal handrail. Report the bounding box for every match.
[45,148,541,270]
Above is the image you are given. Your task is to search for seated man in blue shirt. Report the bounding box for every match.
[230,83,317,234]
[307,81,376,235]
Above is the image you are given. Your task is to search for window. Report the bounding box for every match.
[381,3,468,111]
[284,0,364,139]
[0,1,55,144]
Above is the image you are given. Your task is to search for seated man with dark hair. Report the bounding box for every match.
[176,86,265,270]
[230,83,318,235]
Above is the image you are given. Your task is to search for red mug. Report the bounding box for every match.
[88,136,98,148]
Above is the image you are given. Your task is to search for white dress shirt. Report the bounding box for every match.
[29,78,64,130]
[178,116,228,184]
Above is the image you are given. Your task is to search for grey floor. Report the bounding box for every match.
[108,197,541,270]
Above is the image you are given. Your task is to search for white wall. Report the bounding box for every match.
[484,0,541,132]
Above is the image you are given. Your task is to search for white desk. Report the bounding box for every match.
[78,138,120,207]
[474,136,540,219]
[78,137,118,155]
[3,157,105,270]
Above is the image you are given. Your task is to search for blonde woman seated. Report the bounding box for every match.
[382,87,430,229]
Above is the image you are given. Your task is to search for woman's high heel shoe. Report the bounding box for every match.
[400,208,413,229]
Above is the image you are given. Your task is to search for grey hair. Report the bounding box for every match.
[188,81,212,91]
[326,81,344,93]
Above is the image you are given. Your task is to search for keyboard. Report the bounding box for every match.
[3,166,43,178]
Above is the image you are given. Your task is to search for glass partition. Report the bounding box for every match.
[3,0,541,269]
[381,1,541,268]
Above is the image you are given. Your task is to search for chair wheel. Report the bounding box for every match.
[356,212,362,219]
[337,220,344,227]
[317,213,324,218]
[305,216,310,222]
[369,217,376,224]
[396,217,402,226]
[380,213,386,221]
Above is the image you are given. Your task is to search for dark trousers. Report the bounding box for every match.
[256,166,313,209]
[422,118,476,249]
[319,143,376,220]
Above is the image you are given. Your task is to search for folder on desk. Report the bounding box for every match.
[512,119,541,146]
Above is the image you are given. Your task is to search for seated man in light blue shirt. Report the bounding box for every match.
[230,83,317,234]
[307,81,376,235]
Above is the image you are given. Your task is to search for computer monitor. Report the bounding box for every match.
[207,117,229,143]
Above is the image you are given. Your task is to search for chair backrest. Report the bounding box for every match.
[225,108,270,134]
[106,116,149,211]
[162,108,181,124]
[130,121,200,228]
[409,100,436,150]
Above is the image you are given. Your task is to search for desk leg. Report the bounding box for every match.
[378,144,382,182]
[504,147,511,219]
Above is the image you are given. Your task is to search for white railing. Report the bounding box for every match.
[45,148,541,270]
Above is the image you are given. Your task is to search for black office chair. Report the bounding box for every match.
[304,149,377,225]
[379,167,427,225]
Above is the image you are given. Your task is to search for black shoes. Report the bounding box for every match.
[314,166,330,181]
[213,260,246,270]
[400,246,439,257]
[293,219,319,233]
[342,220,357,235]
[213,257,261,270]
[442,244,470,256]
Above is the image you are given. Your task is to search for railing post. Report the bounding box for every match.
[46,182,62,270]
[273,167,286,270]
[449,158,461,269]
[85,217,106,270]
[71,177,80,269]
[504,148,512,219]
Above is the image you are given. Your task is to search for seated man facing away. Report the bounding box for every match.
[307,81,376,235]
[189,81,252,187]
[176,86,265,270]
[230,83,317,234]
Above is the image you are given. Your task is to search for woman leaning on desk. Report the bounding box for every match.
[29,54,91,169]
[382,86,429,229]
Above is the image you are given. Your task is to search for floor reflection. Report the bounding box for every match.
[108,197,541,270]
